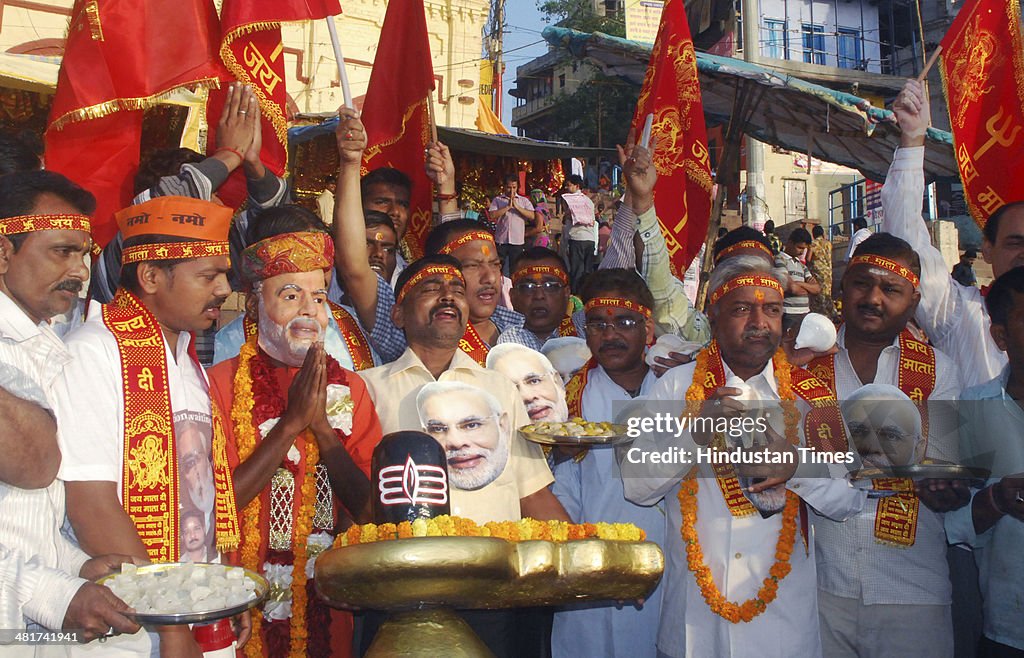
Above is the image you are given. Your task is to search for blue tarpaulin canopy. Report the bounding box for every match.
[542,26,958,183]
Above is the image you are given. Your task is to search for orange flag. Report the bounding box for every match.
[361,0,436,261]
[630,0,713,276]
[207,0,341,207]
[45,0,225,248]
[939,0,1024,226]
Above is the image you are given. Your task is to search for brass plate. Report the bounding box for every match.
[852,464,990,487]
[519,424,632,447]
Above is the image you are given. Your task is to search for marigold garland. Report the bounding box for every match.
[678,478,798,623]
[681,343,801,624]
[335,515,646,547]
[232,335,325,657]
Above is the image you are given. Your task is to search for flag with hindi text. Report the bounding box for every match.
[361,0,436,261]
[207,0,341,207]
[630,0,712,276]
[45,0,225,248]
[939,0,1024,226]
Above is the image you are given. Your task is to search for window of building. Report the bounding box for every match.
[837,27,863,69]
[559,74,565,88]
[801,23,826,65]
[762,18,788,60]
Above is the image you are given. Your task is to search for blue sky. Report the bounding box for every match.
[499,2,551,128]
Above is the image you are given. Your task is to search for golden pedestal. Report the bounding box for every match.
[315,537,664,656]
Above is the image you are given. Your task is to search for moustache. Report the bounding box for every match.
[476,286,496,296]
[742,328,771,341]
[54,279,83,294]
[205,297,228,311]
[856,304,884,317]
[447,448,489,464]
[287,317,323,333]
[599,340,629,352]
[430,303,463,321]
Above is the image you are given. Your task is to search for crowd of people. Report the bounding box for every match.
[1,76,1022,658]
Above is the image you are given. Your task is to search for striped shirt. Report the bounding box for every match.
[0,291,90,632]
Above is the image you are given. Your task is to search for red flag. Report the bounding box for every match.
[630,0,712,276]
[939,0,1024,226]
[208,0,340,208]
[45,0,225,248]
[361,0,436,260]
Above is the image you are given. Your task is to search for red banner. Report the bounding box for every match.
[45,0,225,247]
[208,0,340,207]
[360,0,436,261]
[939,0,1024,226]
[630,0,713,276]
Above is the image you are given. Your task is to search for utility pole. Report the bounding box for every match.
[486,0,506,117]
[741,0,768,230]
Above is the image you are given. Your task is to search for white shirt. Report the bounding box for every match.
[551,366,664,658]
[812,326,961,605]
[881,146,1006,389]
[624,357,865,658]
[846,227,873,260]
[54,301,219,657]
[0,292,89,633]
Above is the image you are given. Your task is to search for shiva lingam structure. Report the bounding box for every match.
[315,431,664,657]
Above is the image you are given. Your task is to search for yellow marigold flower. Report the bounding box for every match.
[397,522,413,539]
[411,518,429,537]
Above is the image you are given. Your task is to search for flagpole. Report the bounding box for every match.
[325,16,353,109]
[426,92,438,143]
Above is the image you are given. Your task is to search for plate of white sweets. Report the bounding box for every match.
[100,563,269,624]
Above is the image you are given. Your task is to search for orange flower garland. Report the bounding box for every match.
[678,478,798,623]
[335,516,646,547]
[680,344,801,623]
[232,335,321,657]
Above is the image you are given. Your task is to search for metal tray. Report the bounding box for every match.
[99,563,269,625]
[851,464,990,487]
[519,423,632,447]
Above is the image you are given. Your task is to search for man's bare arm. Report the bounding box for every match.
[0,386,59,488]
[520,486,572,522]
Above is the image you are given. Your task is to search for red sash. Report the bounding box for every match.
[103,290,239,561]
[807,330,936,546]
[557,315,578,337]
[459,321,491,366]
[243,301,375,371]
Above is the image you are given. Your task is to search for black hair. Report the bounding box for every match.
[812,225,824,239]
[424,218,494,256]
[361,167,412,198]
[394,254,463,301]
[134,148,206,194]
[852,217,868,231]
[512,246,567,273]
[0,130,41,175]
[712,226,772,261]
[580,268,655,310]
[985,265,1024,326]
[0,170,96,251]
[567,174,584,187]
[763,220,775,233]
[717,227,728,238]
[788,228,812,245]
[851,232,922,277]
[365,210,396,233]
[504,173,519,184]
[983,201,1024,245]
[118,234,192,295]
[247,205,327,244]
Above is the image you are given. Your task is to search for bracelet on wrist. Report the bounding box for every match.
[434,192,458,201]
[215,147,244,162]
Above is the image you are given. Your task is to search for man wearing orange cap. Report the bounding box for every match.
[207,229,381,657]
[55,196,243,657]
[0,170,141,647]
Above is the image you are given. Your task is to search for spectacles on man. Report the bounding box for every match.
[584,317,644,333]
[424,414,499,438]
[514,280,565,294]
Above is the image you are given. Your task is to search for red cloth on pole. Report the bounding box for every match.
[207,0,341,208]
[939,0,1024,227]
[45,0,225,248]
[360,0,436,260]
[630,0,713,276]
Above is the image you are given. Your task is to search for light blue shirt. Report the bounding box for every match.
[945,367,1024,651]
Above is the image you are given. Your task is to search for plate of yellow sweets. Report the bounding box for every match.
[519,419,631,447]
